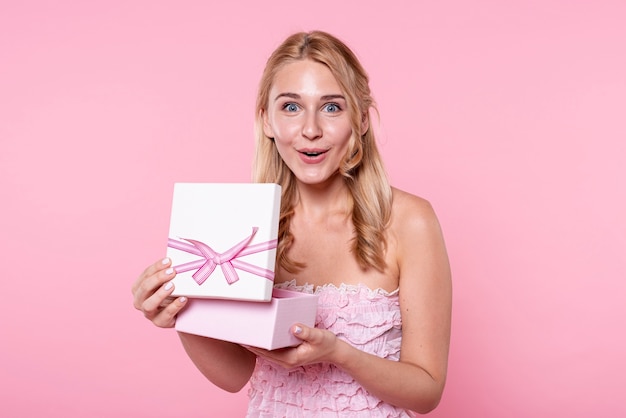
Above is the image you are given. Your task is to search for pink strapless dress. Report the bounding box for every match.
[246,280,414,417]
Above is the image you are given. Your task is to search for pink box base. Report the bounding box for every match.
[175,288,319,350]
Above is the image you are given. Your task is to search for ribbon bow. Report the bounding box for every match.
[167,227,277,285]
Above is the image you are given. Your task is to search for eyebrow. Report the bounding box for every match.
[274,93,346,102]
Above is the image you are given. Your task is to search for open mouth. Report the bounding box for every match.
[300,149,327,157]
[303,151,323,157]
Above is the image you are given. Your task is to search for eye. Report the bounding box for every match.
[282,103,300,112]
[323,103,341,113]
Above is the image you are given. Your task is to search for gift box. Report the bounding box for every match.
[166,183,281,302]
[175,288,319,350]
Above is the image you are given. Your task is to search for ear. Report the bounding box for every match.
[261,109,275,139]
[360,111,369,136]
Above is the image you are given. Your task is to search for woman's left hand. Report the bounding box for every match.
[245,324,341,369]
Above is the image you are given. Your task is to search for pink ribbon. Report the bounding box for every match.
[167,227,277,285]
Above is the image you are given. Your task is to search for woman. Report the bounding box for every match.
[132,31,451,417]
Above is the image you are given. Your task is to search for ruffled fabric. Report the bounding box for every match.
[246,280,412,417]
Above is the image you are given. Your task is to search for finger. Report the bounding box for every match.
[159,296,177,309]
[243,345,264,357]
[152,296,188,328]
[141,279,177,319]
[133,263,176,310]
[291,323,313,342]
[244,345,296,369]
[131,257,172,295]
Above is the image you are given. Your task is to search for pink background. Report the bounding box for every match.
[1,1,625,417]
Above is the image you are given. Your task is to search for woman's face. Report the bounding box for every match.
[263,59,354,187]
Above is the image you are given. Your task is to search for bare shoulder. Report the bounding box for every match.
[390,187,441,232]
[388,187,447,265]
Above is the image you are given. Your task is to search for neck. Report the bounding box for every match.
[293,175,351,220]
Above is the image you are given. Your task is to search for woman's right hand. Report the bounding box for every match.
[133,258,257,392]
[131,258,188,328]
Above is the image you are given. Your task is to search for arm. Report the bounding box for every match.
[336,196,452,412]
[178,332,257,393]
[132,258,257,393]
[247,194,452,413]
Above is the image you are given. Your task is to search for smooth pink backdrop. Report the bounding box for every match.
[1,1,625,417]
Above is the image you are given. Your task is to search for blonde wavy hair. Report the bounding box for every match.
[252,31,392,273]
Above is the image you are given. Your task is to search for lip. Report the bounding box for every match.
[297,148,328,164]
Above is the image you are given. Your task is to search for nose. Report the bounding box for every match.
[302,112,322,141]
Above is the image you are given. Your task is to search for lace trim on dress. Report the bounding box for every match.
[274,279,400,297]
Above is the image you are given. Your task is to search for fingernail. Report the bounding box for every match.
[165,267,174,275]
[293,325,302,335]
[164,281,173,291]
[179,297,187,304]
[162,257,170,265]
